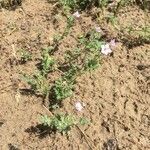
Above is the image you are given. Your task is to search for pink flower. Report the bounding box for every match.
[95,26,102,33]
[101,43,112,55]
[73,11,80,18]
[110,39,116,47]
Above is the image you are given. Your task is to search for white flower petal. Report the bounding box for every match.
[95,26,102,33]
[73,11,80,18]
[110,39,116,47]
[101,44,112,55]
[75,102,83,111]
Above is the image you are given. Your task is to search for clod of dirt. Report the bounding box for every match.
[101,121,110,132]
[0,121,4,127]
[0,0,22,9]
[8,143,20,150]
[137,65,149,71]
[103,139,119,150]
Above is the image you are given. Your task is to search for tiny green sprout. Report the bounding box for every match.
[19,49,32,63]
[53,78,74,101]
[53,16,74,43]
[86,39,102,52]
[84,57,100,71]
[106,14,118,27]
[23,72,50,97]
[79,117,90,125]
[40,114,77,133]
[67,15,74,27]
[64,64,79,80]
[40,114,89,133]
[41,48,55,76]
[137,26,150,41]
[53,34,63,43]
[62,15,74,38]
[41,115,52,126]
[126,25,150,42]
[83,30,103,53]
[65,48,81,63]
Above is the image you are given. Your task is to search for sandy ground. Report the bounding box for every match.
[0,0,150,149]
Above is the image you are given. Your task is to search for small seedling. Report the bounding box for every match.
[53,34,63,43]
[124,25,150,46]
[105,14,118,27]
[62,15,74,38]
[52,16,74,46]
[19,49,32,63]
[40,114,89,133]
[85,38,101,51]
[84,57,100,71]
[41,48,55,76]
[23,72,50,97]
[64,64,79,80]
[41,114,76,133]
[65,48,81,64]
[79,117,90,125]
[53,78,74,101]
[132,26,150,41]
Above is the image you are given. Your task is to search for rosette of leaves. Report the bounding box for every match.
[23,73,50,97]
[53,77,74,101]
[41,114,76,133]
[40,114,89,133]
